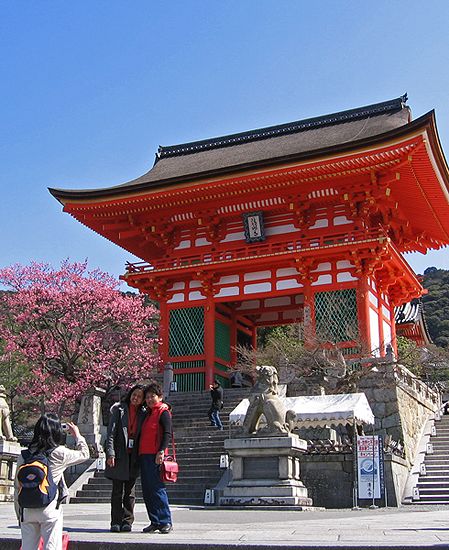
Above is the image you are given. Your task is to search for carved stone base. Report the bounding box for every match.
[0,440,21,502]
[220,434,313,507]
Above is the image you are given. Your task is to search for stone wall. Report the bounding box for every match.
[300,453,408,508]
[294,361,439,507]
[358,362,440,467]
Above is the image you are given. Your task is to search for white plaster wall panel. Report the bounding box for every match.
[265,224,298,236]
[312,262,332,272]
[337,260,354,269]
[333,215,352,225]
[168,293,185,304]
[244,271,271,282]
[244,282,272,294]
[369,308,380,356]
[311,274,332,286]
[214,287,240,298]
[237,300,260,310]
[295,295,305,304]
[276,267,299,277]
[174,240,191,250]
[276,279,303,290]
[337,271,358,282]
[369,291,378,307]
[195,237,211,246]
[189,291,205,301]
[169,282,186,291]
[219,275,240,284]
[282,310,302,321]
[383,320,392,347]
[221,231,245,243]
[264,296,292,307]
[382,304,390,319]
[189,280,202,288]
[309,218,329,229]
[258,312,279,322]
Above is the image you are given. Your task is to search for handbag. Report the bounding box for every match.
[160,431,179,483]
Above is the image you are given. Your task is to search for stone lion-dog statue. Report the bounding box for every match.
[0,385,17,442]
[242,365,296,436]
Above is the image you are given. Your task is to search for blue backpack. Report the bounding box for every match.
[17,449,58,510]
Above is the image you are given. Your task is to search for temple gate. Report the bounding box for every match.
[50,95,449,391]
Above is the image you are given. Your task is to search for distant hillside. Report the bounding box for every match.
[422,267,449,348]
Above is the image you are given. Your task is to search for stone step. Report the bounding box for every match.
[413,499,449,504]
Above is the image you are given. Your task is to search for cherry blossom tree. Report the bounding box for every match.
[0,261,158,412]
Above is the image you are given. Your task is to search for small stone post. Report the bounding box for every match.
[77,387,106,457]
[0,385,21,501]
[163,362,174,397]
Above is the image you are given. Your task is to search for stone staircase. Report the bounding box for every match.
[414,413,449,504]
[70,387,250,505]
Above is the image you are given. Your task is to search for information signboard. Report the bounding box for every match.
[357,435,384,499]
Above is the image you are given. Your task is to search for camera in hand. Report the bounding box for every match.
[61,423,69,432]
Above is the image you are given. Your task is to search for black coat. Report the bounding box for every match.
[104,402,145,481]
[210,386,223,410]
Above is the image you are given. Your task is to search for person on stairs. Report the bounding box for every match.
[208,379,224,430]
[140,382,174,534]
[105,384,146,533]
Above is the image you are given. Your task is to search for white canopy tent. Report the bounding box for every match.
[229,392,375,428]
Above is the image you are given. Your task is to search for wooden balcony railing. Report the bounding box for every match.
[125,228,390,275]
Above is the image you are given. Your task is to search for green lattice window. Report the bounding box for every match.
[169,307,204,356]
[174,372,205,392]
[315,289,358,343]
[215,320,231,362]
[172,360,205,370]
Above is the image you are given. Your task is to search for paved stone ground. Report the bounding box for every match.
[2,502,449,549]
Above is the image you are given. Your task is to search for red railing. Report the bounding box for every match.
[125,228,389,275]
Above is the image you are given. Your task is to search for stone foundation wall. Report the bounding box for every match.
[358,362,440,467]
[300,453,408,508]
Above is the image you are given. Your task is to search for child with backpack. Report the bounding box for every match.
[14,413,89,550]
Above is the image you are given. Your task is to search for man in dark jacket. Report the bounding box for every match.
[208,380,224,430]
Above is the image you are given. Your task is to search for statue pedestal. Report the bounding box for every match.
[220,434,313,507]
[0,440,21,502]
[77,387,106,457]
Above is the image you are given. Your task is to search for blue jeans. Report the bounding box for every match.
[140,454,172,526]
[210,408,223,429]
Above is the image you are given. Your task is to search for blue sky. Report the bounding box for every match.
[1,1,449,284]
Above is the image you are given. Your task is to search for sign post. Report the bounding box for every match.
[357,435,384,503]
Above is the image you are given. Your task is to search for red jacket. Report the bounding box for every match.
[139,401,170,455]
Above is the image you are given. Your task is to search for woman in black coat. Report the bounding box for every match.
[105,384,145,532]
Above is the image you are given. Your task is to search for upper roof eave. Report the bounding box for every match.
[49,109,440,204]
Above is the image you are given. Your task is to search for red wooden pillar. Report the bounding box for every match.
[302,282,315,347]
[378,294,385,357]
[159,298,169,367]
[204,297,216,388]
[389,298,398,356]
[230,307,237,367]
[357,277,371,354]
[251,324,257,351]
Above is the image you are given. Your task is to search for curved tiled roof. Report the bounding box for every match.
[395,298,432,345]
[49,95,411,200]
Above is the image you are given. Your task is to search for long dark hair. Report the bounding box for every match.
[123,384,146,406]
[29,413,64,454]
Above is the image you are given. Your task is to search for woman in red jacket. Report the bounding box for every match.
[139,382,173,534]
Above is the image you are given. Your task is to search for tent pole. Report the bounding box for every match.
[370,423,378,509]
[352,414,360,510]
